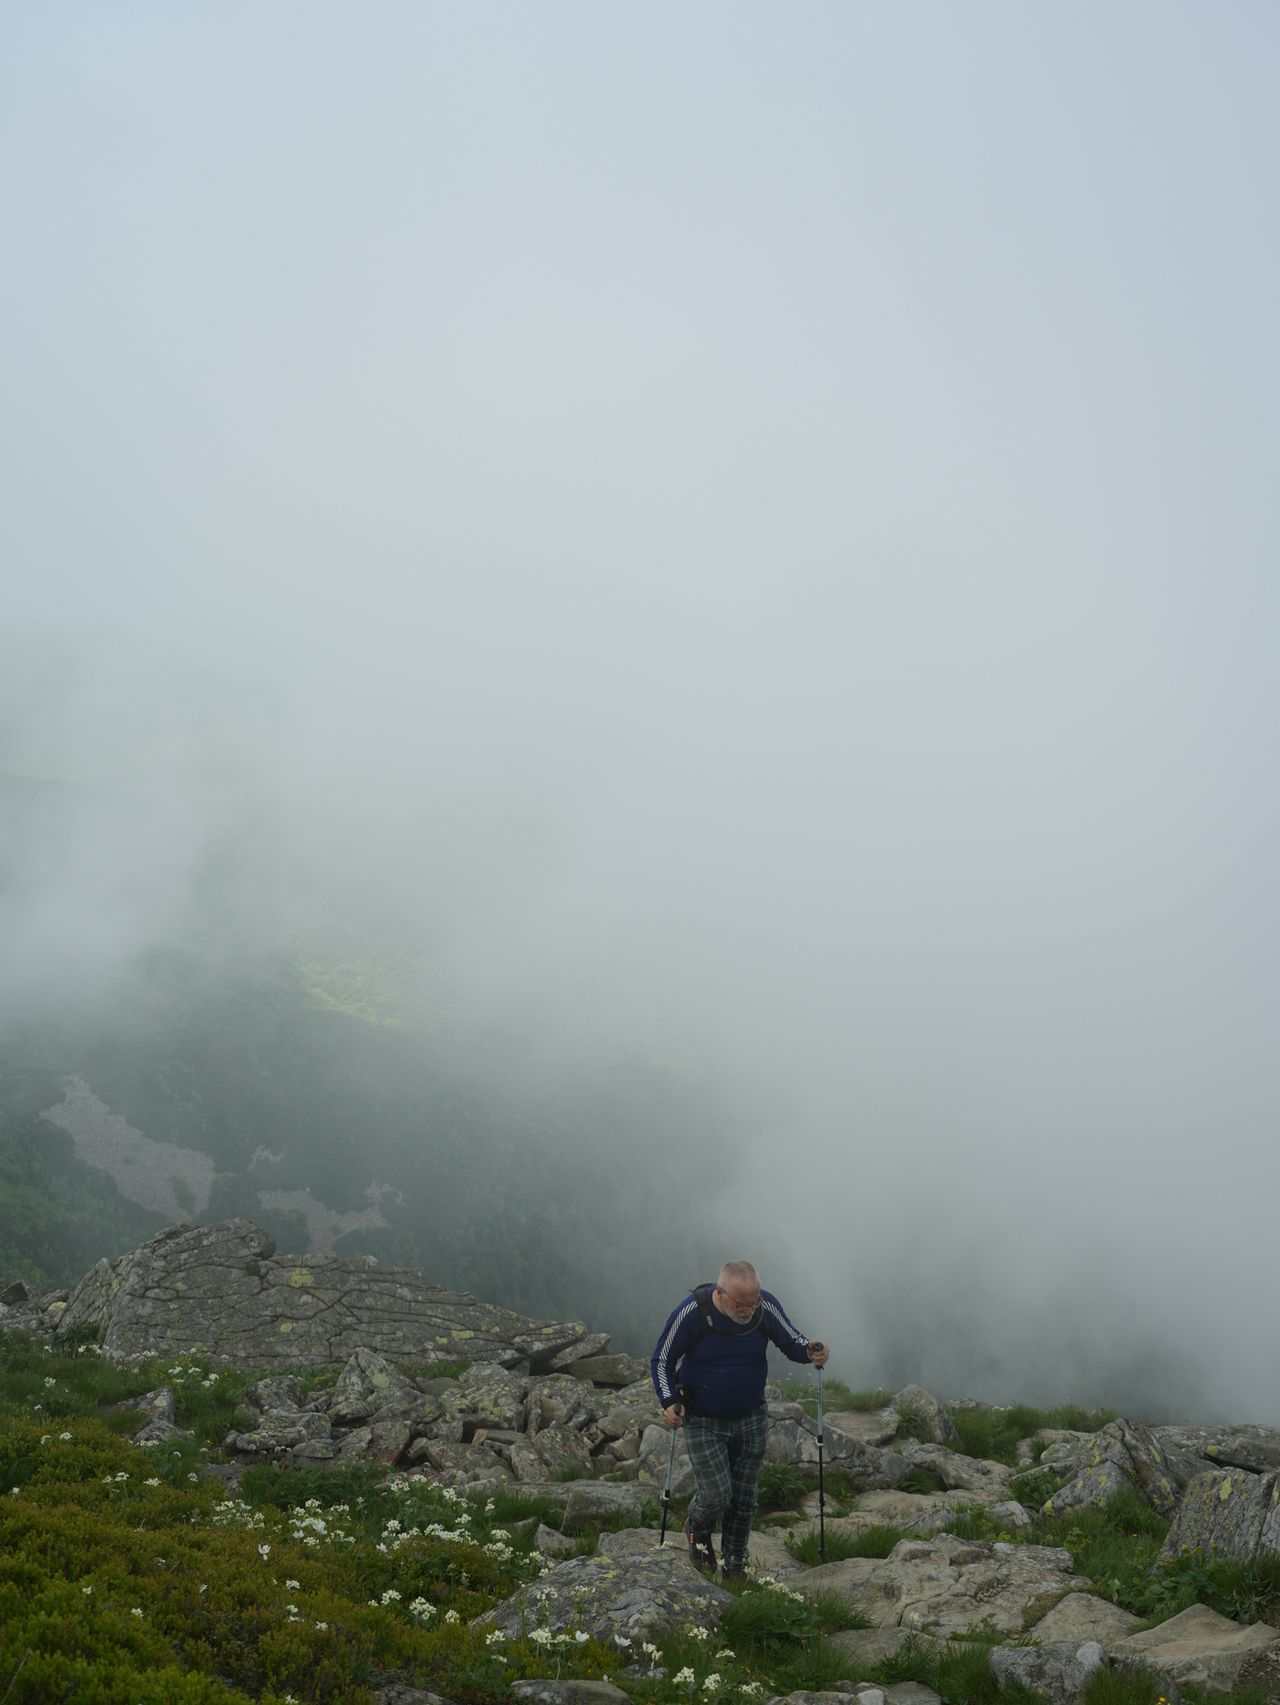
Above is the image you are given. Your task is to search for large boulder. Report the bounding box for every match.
[329,1347,423,1426]
[637,1424,696,1496]
[457,1362,530,1433]
[825,1406,901,1449]
[1026,1592,1142,1644]
[1110,1603,1280,1695]
[493,1480,654,1521]
[897,1443,1011,1498]
[475,1551,732,1643]
[527,1374,601,1434]
[55,1219,594,1369]
[567,1354,648,1387]
[988,1641,1105,1705]
[1159,1467,1280,1564]
[891,1385,958,1446]
[509,1423,595,1483]
[795,1533,1090,1638]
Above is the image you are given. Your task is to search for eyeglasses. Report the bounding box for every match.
[715,1286,761,1315]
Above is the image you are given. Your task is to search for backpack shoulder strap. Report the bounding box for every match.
[686,1282,717,1353]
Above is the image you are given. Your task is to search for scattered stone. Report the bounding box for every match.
[229,1408,335,1457]
[985,1499,1033,1531]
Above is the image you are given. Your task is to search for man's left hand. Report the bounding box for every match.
[808,1341,829,1368]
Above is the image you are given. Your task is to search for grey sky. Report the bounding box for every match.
[3,4,1278,1419]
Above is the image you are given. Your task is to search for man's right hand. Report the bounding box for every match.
[662,1404,684,1429]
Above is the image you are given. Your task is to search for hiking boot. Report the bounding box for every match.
[720,1560,747,1581]
[685,1526,716,1574]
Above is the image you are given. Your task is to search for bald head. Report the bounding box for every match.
[715,1260,762,1322]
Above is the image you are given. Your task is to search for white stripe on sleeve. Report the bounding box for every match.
[763,1296,808,1348]
[655,1298,698,1403]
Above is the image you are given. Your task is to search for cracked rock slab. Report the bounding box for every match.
[55,1219,593,1370]
[1110,1602,1280,1694]
[795,1533,1090,1638]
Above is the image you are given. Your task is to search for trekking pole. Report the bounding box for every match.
[659,1404,683,1545]
[813,1349,827,1563]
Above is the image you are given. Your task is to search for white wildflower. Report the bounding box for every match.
[673,1667,696,1686]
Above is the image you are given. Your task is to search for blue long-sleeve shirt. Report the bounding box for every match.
[651,1286,813,1418]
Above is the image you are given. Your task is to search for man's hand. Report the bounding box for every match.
[808,1341,830,1368]
[662,1404,684,1429]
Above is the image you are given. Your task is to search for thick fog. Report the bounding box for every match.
[3,5,1278,1422]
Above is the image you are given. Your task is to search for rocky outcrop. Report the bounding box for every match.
[1046,1418,1188,1519]
[52,1220,594,1370]
[1159,1467,1280,1565]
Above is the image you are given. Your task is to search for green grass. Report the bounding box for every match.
[1034,1489,1170,1613]
[755,1462,809,1510]
[775,1376,891,1417]
[1081,1658,1272,1705]
[1136,1550,1280,1628]
[785,1523,907,1565]
[949,1401,1117,1467]
[898,1466,949,1494]
[871,1629,1041,1705]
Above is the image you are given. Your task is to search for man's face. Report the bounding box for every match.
[715,1281,761,1322]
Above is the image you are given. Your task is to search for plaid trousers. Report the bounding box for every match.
[683,1406,769,1567]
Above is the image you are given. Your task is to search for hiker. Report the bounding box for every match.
[650,1260,829,1579]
